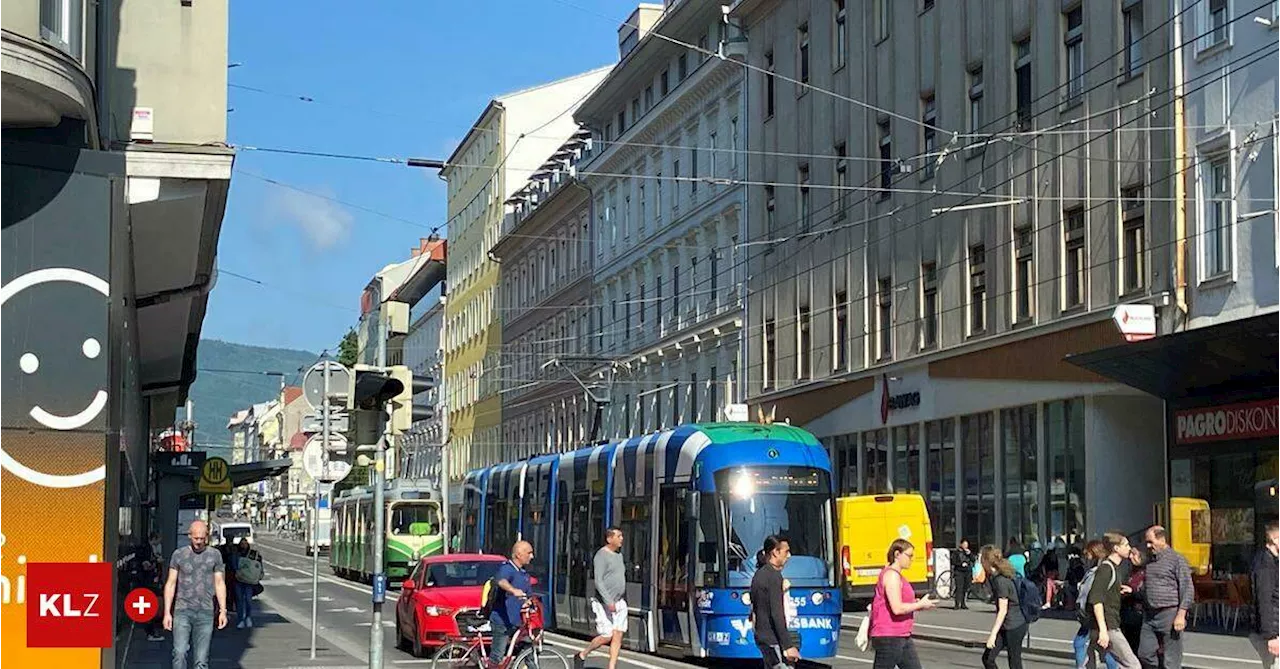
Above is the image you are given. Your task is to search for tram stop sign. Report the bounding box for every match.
[198,456,232,494]
[302,360,352,410]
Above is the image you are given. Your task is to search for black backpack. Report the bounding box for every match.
[1014,575,1043,624]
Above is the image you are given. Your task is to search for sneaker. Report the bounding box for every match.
[147,633,165,642]
[573,653,585,669]
[236,620,246,629]
[246,617,253,628]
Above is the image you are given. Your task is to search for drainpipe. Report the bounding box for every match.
[1171,0,1190,325]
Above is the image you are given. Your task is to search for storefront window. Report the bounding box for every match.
[926,419,957,547]
[863,429,889,493]
[1045,399,1087,547]
[893,424,920,493]
[1001,405,1040,548]
[961,412,995,547]
[1172,446,1280,577]
[823,433,860,496]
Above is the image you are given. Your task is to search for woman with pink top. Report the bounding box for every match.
[869,539,937,669]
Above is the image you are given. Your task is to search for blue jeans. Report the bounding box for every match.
[1075,627,1118,669]
[235,582,255,624]
[172,608,214,669]
[488,612,518,663]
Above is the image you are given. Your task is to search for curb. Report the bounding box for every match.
[840,622,1229,669]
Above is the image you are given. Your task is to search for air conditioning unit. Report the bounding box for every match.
[131,107,154,142]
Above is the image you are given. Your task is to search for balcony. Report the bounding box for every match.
[2,0,96,136]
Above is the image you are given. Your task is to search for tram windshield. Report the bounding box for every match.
[715,466,835,588]
[389,502,440,536]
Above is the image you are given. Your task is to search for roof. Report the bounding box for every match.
[419,553,508,564]
[283,386,303,404]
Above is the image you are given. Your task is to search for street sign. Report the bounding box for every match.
[302,410,349,434]
[303,435,353,483]
[1113,304,1156,342]
[724,403,749,422]
[197,456,232,494]
[160,450,205,469]
[302,361,352,410]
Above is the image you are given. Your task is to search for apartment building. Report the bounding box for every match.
[441,67,609,478]
[401,287,447,481]
[3,0,233,661]
[1073,0,1278,591]
[494,130,597,461]
[731,0,1186,549]
[575,2,747,438]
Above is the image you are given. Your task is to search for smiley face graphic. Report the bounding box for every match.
[1,267,109,488]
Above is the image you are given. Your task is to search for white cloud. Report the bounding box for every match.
[269,187,353,250]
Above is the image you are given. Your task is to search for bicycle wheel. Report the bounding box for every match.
[933,569,953,599]
[432,641,482,669]
[512,644,570,669]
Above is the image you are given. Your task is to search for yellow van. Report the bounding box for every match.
[837,494,934,603]
[1170,497,1211,575]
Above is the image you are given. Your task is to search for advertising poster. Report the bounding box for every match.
[2,146,117,667]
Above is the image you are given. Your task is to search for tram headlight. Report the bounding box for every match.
[730,472,756,499]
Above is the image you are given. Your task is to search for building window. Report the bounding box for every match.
[644,85,654,110]
[1015,225,1035,321]
[798,164,811,231]
[835,143,849,217]
[631,98,641,123]
[655,172,663,220]
[709,131,717,178]
[673,159,681,204]
[690,372,699,422]
[874,0,890,42]
[709,366,718,419]
[730,117,740,170]
[962,411,996,547]
[1122,185,1146,292]
[763,319,777,390]
[1207,0,1230,47]
[618,110,626,133]
[1205,156,1233,277]
[765,186,777,238]
[834,290,848,371]
[765,51,776,117]
[625,292,632,339]
[833,0,847,70]
[660,68,670,96]
[691,142,699,194]
[672,265,680,316]
[878,120,893,199]
[1064,8,1084,103]
[925,419,957,546]
[672,378,681,426]
[1123,2,1144,76]
[1063,207,1086,308]
[877,276,893,359]
[920,262,938,348]
[968,244,987,334]
[678,53,688,80]
[40,0,83,59]
[1046,399,1087,543]
[639,284,646,323]
[798,23,810,86]
[638,184,646,236]
[1015,38,1032,128]
[623,195,631,240]
[797,304,811,380]
[893,425,921,493]
[921,96,936,180]
[1001,406,1040,544]
[968,66,984,145]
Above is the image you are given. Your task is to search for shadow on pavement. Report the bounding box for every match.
[122,608,361,668]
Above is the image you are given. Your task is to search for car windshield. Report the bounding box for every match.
[715,466,835,588]
[390,502,439,536]
[425,561,502,587]
[222,527,251,544]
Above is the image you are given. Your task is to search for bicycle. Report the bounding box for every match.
[430,595,569,669]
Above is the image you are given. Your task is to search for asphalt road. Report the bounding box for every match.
[251,533,1072,669]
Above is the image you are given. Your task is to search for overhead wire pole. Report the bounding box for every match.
[310,361,330,660]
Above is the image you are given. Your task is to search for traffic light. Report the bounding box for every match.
[388,365,435,435]
[349,364,404,411]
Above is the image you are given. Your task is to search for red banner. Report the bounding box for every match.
[1174,399,1279,444]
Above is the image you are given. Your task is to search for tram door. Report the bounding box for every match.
[657,485,691,647]
[554,481,572,628]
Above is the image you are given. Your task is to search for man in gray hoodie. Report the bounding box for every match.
[575,527,627,669]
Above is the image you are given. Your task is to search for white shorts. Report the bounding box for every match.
[591,599,628,636]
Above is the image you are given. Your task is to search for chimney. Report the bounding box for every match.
[618,4,666,58]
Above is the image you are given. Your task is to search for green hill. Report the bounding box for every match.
[181,339,318,451]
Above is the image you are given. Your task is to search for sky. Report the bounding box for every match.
[201,0,639,353]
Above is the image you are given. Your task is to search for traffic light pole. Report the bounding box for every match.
[369,405,391,669]
[310,363,329,660]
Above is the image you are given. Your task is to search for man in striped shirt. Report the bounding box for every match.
[1137,525,1194,669]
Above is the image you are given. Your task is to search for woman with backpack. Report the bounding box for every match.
[1072,540,1119,669]
[980,545,1028,669]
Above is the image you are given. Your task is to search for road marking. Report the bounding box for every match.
[326,606,364,613]
[835,654,872,664]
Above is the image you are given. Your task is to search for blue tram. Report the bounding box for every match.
[460,422,842,659]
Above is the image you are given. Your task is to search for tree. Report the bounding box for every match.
[337,328,358,367]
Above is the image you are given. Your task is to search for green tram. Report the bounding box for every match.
[329,481,444,582]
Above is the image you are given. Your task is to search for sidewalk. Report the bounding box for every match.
[842,604,1259,669]
[121,602,364,669]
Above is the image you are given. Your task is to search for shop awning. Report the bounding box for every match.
[1065,312,1278,399]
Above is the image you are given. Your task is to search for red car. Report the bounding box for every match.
[395,554,506,657]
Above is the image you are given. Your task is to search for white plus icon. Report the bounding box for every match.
[132,595,152,617]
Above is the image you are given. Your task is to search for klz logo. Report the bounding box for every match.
[27,562,113,648]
